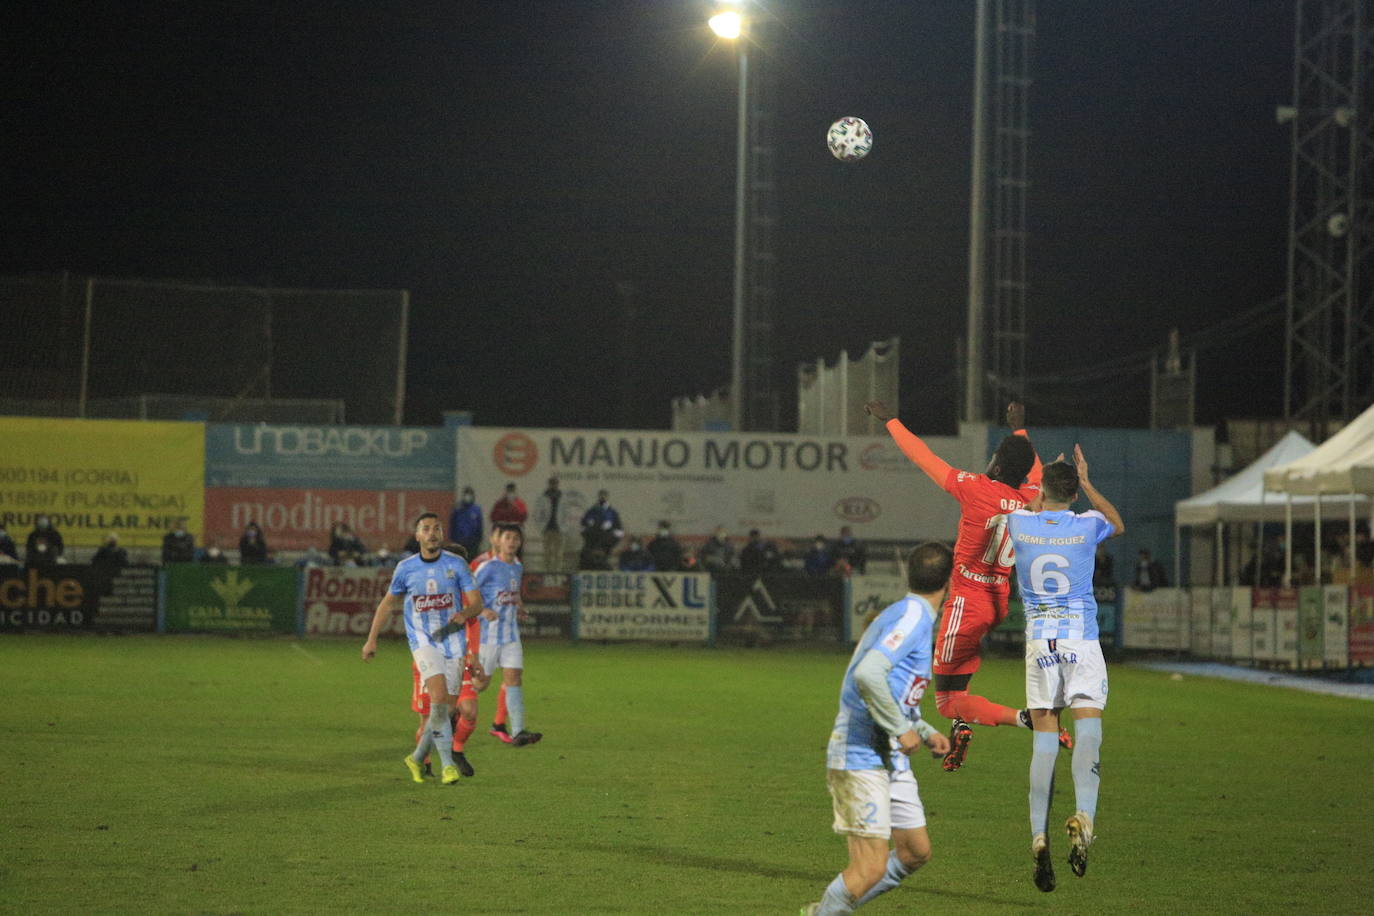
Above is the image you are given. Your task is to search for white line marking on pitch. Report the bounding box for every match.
[291,643,325,665]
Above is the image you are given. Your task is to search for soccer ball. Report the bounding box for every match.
[827,117,873,161]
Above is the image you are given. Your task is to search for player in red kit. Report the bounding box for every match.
[866,400,1062,771]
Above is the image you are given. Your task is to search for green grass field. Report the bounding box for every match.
[2,635,1372,914]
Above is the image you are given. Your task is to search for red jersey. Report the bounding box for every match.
[884,418,1041,594]
[941,468,1040,594]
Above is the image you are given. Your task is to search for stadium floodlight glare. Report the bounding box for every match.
[709,11,743,39]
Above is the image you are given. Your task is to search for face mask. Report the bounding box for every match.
[175,528,185,535]
[36,543,48,553]
[37,519,49,529]
[247,531,257,539]
[208,547,221,557]
[815,542,825,550]
[658,528,670,537]
[462,495,473,504]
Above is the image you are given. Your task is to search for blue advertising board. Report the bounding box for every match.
[205,424,454,491]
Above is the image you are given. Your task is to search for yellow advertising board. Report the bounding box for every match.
[0,417,204,549]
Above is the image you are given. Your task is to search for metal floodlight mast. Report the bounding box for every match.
[1283,0,1374,432]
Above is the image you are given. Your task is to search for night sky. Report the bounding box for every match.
[4,1,1294,432]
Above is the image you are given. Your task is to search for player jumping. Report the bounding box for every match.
[1008,446,1123,891]
[866,399,1059,771]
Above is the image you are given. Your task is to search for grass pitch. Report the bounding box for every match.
[2,635,1372,914]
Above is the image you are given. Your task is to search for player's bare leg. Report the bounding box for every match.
[850,827,931,908]
[807,835,888,914]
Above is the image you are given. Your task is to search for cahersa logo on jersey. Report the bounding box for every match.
[414,576,456,614]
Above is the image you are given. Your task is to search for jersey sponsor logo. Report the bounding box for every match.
[1033,650,1079,669]
[958,565,1007,585]
[833,496,880,523]
[881,628,906,651]
[414,593,456,614]
[493,432,539,477]
[902,676,929,709]
[444,567,456,579]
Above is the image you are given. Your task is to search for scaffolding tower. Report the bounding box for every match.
[742,23,779,432]
[1283,0,1374,433]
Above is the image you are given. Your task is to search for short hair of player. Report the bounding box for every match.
[906,541,954,593]
[492,521,523,540]
[414,512,440,529]
[1041,461,1080,503]
[991,434,1037,487]
[443,541,469,561]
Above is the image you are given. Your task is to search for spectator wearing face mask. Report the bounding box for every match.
[162,517,196,564]
[647,521,684,573]
[0,523,18,564]
[803,534,834,577]
[91,532,129,572]
[490,482,528,526]
[617,537,655,572]
[199,539,229,564]
[238,521,269,564]
[27,515,65,562]
[699,526,735,572]
[449,486,484,559]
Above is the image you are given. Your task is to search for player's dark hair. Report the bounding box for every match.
[443,541,469,560]
[1042,462,1080,503]
[990,434,1036,487]
[906,541,954,593]
[492,521,524,539]
[413,512,441,529]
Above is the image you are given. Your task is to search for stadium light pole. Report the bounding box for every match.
[710,4,748,432]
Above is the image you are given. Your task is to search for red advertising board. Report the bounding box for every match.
[302,566,403,637]
[205,488,453,552]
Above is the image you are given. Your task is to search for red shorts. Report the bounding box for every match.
[932,587,1009,676]
[411,662,477,716]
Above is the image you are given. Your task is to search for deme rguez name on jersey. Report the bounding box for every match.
[1006,508,1115,641]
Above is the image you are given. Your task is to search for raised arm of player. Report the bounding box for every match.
[1075,444,1126,538]
[1007,400,1044,487]
[361,591,405,660]
[866,400,954,489]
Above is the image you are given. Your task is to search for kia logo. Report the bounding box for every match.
[834,497,880,523]
[493,432,539,477]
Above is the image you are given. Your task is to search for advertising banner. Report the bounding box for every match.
[302,565,399,637]
[1297,586,1324,666]
[205,424,453,490]
[456,427,980,542]
[1251,588,1299,664]
[1350,584,1374,665]
[1229,587,1255,662]
[573,571,712,642]
[1120,587,1187,650]
[523,571,573,639]
[0,417,204,548]
[163,565,298,634]
[1321,584,1349,667]
[204,487,452,552]
[848,573,909,642]
[0,564,158,632]
[713,574,845,645]
[204,423,453,552]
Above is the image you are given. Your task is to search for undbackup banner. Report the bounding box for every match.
[205,424,452,490]
[0,417,204,548]
[0,564,158,631]
[573,571,712,642]
[163,564,298,633]
[456,427,980,541]
[713,574,845,645]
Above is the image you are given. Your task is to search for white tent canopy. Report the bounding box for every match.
[1264,401,1374,495]
[1176,431,1365,526]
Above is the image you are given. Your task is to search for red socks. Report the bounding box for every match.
[494,685,508,727]
[452,716,476,752]
[935,689,1021,727]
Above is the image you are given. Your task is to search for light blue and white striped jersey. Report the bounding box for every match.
[826,594,937,772]
[1007,508,1114,640]
[473,554,522,646]
[388,550,477,656]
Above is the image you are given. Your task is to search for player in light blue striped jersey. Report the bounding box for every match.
[472,522,542,747]
[362,512,490,786]
[1006,445,1124,891]
[802,542,953,916]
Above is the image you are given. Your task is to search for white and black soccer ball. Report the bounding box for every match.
[827,117,873,162]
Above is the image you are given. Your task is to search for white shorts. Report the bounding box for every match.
[826,767,927,839]
[411,644,463,700]
[1025,638,1108,711]
[478,639,524,674]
